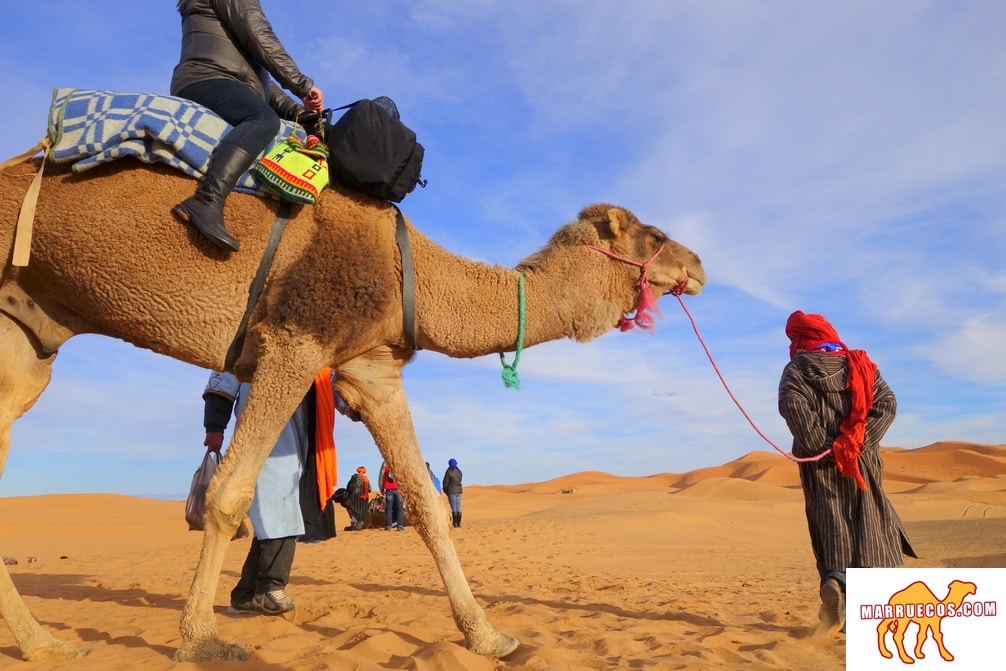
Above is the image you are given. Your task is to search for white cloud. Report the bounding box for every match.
[928,316,1006,385]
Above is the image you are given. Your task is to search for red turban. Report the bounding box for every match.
[785,311,877,490]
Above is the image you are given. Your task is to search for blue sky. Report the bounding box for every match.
[1,1,1003,498]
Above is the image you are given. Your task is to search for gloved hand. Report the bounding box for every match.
[204,431,224,453]
[303,87,324,112]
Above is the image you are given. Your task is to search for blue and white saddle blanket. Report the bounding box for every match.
[47,87,306,196]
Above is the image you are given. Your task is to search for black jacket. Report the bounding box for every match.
[170,0,311,120]
[442,466,463,495]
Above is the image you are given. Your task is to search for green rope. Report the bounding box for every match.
[500,272,526,390]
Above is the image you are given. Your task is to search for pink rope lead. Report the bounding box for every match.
[587,244,828,464]
[586,241,825,463]
[669,293,831,463]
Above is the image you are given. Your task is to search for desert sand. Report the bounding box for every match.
[1,441,1003,670]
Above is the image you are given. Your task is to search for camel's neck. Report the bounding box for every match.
[412,239,622,358]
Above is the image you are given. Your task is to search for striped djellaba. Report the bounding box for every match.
[778,352,917,581]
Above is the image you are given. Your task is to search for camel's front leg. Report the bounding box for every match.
[174,366,312,662]
[341,350,518,657]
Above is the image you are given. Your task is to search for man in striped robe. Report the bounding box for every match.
[778,311,917,635]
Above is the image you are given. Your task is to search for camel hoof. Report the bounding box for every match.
[173,637,247,662]
[24,639,87,662]
[468,631,520,658]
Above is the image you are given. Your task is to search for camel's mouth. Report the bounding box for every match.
[677,274,704,296]
[656,270,704,297]
[675,259,707,296]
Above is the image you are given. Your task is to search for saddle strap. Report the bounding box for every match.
[1,138,53,267]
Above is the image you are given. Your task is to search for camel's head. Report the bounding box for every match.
[518,204,706,338]
[525,204,705,293]
[581,204,705,297]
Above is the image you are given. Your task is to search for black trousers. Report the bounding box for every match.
[175,78,280,159]
[230,536,296,604]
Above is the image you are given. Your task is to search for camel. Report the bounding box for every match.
[0,157,705,662]
[877,579,977,664]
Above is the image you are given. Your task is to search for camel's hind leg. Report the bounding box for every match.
[0,315,85,661]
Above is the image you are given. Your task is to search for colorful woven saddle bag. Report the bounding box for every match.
[252,134,330,204]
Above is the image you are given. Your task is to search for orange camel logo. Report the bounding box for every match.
[876,579,977,664]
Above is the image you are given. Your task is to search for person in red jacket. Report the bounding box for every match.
[379,462,404,531]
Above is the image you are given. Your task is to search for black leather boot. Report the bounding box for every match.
[173,142,256,251]
[456,512,462,528]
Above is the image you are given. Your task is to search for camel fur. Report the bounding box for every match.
[0,157,705,662]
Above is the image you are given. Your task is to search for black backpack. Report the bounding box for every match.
[323,97,427,202]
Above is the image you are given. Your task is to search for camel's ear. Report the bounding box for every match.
[606,208,628,237]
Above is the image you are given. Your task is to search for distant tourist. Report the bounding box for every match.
[426,461,442,494]
[379,462,405,531]
[344,467,371,531]
[778,311,917,635]
[443,458,464,528]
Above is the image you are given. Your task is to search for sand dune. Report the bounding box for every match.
[1,441,1003,669]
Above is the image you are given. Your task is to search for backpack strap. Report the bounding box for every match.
[394,206,419,350]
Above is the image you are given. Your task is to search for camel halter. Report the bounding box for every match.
[585,242,690,332]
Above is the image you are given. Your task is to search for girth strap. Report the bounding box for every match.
[224,200,293,372]
[222,202,417,374]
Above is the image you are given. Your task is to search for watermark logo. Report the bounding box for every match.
[847,568,1003,670]
[868,579,979,663]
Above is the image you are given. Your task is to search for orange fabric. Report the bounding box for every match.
[833,349,877,490]
[313,368,338,511]
[785,311,877,490]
